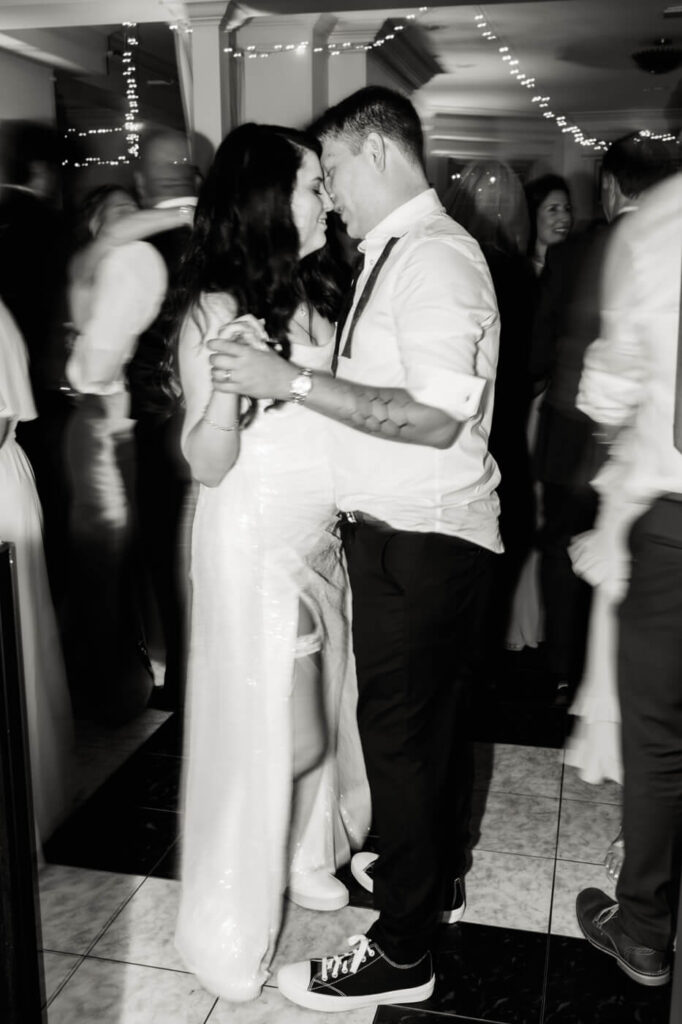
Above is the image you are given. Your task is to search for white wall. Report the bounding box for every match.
[0,49,55,122]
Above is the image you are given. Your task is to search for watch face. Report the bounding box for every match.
[291,372,312,401]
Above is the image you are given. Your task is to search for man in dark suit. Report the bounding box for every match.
[126,130,197,712]
[0,121,70,607]
[530,132,678,705]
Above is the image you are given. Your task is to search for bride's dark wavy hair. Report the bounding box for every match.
[168,122,349,422]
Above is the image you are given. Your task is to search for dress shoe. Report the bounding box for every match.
[351,852,466,924]
[604,828,624,884]
[287,869,349,912]
[553,679,572,708]
[576,887,670,986]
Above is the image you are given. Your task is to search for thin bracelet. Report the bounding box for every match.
[203,414,240,432]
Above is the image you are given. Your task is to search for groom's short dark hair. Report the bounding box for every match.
[312,86,425,169]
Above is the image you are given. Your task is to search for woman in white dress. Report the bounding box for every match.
[173,124,370,1002]
[0,298,73,843]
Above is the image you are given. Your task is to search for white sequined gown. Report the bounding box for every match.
[175,294,370,1001]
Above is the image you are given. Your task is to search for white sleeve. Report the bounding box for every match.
[391,237,499,420]
[577,225,644,427]
[66,242,167,394]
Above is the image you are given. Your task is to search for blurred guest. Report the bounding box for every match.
[446,161,535,656]
[126,130,197,712]
[64,185,192,723]
[505,173,573,655]
[526,173,573,278]
[575,168,682,990]
[535,137,679,710]
[0,121,70,607]
[565,132,680,770]
[0,297,73,843]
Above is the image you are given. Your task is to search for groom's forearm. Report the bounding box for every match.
[299,369,460,449]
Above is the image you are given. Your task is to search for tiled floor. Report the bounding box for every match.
[38,661,673,1024]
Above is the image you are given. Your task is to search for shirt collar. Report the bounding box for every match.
[359,188,443,253]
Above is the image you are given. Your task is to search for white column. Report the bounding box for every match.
[234,14,334,129]
[185,1,231,155]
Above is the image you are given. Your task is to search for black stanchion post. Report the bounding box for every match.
[0,541,45,1022]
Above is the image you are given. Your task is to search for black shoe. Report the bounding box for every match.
[442,876,467,925]
[277,933,434,1011]
[553,680,572,708]
[350,852,466,924]
[576,888,670,987]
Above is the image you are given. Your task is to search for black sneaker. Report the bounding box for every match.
[277,933,435,1011]
[351,852,466,924]
[576,888,670,987]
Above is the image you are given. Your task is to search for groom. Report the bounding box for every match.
[209,86,501,1011]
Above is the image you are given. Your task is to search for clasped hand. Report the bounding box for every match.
[208,315,294,400]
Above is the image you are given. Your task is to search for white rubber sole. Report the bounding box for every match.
[286,887,349,912]
[351,852,466,924]
[277,972,435,1012]
[350,851,377,892]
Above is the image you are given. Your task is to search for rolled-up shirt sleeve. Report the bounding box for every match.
[577,224,644,427]
[391,237,499,420]
[67,241,167,395]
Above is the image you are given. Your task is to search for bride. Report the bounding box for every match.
[172,123,370,1002]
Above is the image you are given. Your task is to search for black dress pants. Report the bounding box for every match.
[616,496,682,952]
[134,415,188,706]
[539,481,598,682]
[341,518,494,962]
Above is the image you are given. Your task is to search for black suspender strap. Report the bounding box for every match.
[331,235,401,376]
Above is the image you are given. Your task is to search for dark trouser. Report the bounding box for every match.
[63,394,152,723]
[616,497,682,952]
[341,518,494,962]
[134,415,188,705]
[539,481,598,682]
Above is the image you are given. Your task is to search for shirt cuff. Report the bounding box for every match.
[406,364,486,420]
[577,368,640,426]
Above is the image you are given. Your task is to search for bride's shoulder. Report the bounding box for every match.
[180,291,238,345]
[197,291,238,320]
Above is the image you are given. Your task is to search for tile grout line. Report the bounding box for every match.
[539,728,570,1024]
[42,951,87,1010]
[202,996,220,1023]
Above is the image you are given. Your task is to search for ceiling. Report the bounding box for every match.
[0,0,679,138]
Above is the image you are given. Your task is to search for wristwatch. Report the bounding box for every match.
[289,367,313,404]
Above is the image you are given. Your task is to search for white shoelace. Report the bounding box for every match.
[320,934,375,981]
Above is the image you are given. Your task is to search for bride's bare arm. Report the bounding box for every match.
[181,316,266,487]
[184,393,241,487]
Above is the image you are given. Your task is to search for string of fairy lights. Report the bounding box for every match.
[62,9,677,170]
[473,8,678,151]
[62,22,142,168]
[221,6,429,59]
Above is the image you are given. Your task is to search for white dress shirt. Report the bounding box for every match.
[66,242,167,395]
[331,188,502,552]
[577,172,682,502]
